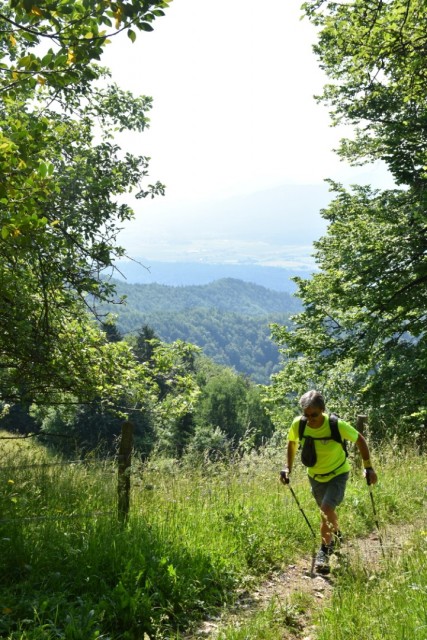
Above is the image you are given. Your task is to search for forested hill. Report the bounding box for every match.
[108,277,302,316]
[103,278,302,384]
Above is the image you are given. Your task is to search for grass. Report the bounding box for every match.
[315,530,427,640]
[0,433,426,639]
[215,598,302,640]
[212,589,314,640]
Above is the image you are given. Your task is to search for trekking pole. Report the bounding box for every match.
[285,482,318,576]
[280,474,318,576]
[366,474,385,558]
[287,483,316,539]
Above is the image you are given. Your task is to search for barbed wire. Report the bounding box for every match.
[0,458,116,472]
[0,432,72,440]
[0,511,115,524]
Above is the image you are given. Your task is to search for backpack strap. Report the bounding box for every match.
[298,416,308,441]
[298,413,346,449]
[329,413,341,443]
[329,413,348,457]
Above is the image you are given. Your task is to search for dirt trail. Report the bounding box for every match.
[186,521,422,640]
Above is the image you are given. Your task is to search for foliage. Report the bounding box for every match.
[267,183,427,434]
[6,323,274,460]
[30,336,201,456]
[133,308,288,384]
[303,0,427,188]
[104,277,302,315]
[0,1,171,95]
[193,366,274,452]
[267,0,427,436]
[132,340,275,458]
[132,329,199,457]
[101,278,299,383]
[0,0,170,405]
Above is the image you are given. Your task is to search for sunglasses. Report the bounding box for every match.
[304,411,320,419]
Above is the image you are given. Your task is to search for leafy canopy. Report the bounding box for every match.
[303,0,427,188]
[0,0,171,95]
[267,0,427,434]
[0,0,171,405]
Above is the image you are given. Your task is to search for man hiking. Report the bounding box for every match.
[280,390,377,574]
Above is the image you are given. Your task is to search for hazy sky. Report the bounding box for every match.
[101,1,393,265]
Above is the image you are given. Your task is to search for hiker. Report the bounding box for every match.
[280,389,377,574]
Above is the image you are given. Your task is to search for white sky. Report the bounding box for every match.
[101,0,393,262]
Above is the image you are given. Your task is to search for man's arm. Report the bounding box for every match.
[355,433,378,485]
[280,440,298,484]
[287,440,298,473]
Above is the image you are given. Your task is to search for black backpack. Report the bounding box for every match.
[298,413,348,467]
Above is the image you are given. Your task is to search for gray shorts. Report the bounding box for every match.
[308,472,350,509]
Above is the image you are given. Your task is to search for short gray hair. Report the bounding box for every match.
[299,390,325,411]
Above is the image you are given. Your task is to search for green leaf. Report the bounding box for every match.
[127,29,137,43]
[139,22,154,32]
[38,162,47,177]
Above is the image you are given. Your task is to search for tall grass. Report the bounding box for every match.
[210,532,427,640]
[315,530,427,640]
[0,434,426,639]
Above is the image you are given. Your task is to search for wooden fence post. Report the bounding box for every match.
[118,420,134,524]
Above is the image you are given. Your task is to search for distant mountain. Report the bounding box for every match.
[109,260,314,292]
[105,277,302,318]
[102,278,302,384]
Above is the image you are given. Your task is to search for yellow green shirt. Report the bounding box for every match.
[288,414,359,482]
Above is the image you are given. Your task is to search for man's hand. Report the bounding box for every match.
[280,468,290,485]
[365,467,378,486]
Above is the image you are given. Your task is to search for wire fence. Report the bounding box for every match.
[0,458,116,472]
[0,422,134,525]
[0,511,115,525]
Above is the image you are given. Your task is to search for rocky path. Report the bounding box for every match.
[185,520,421,640]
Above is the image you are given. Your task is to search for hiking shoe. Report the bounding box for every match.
[315,548,330,575]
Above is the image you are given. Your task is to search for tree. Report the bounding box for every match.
[194,366,274,449]
[0,1,171,405]
[138,337,199,457]
[103,319,123,344]
[0,1,171,95]
[30,336,201,456]
[134,324,159,363]
[303,0,427,188]
[268,184,427,433]
[267,0,427,435]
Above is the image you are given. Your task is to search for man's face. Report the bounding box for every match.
[303,407,324,428]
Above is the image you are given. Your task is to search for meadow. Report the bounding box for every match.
[0,433,426,639]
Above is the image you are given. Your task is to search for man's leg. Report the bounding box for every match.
[320,502,339,546]
[309,474,349,574]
